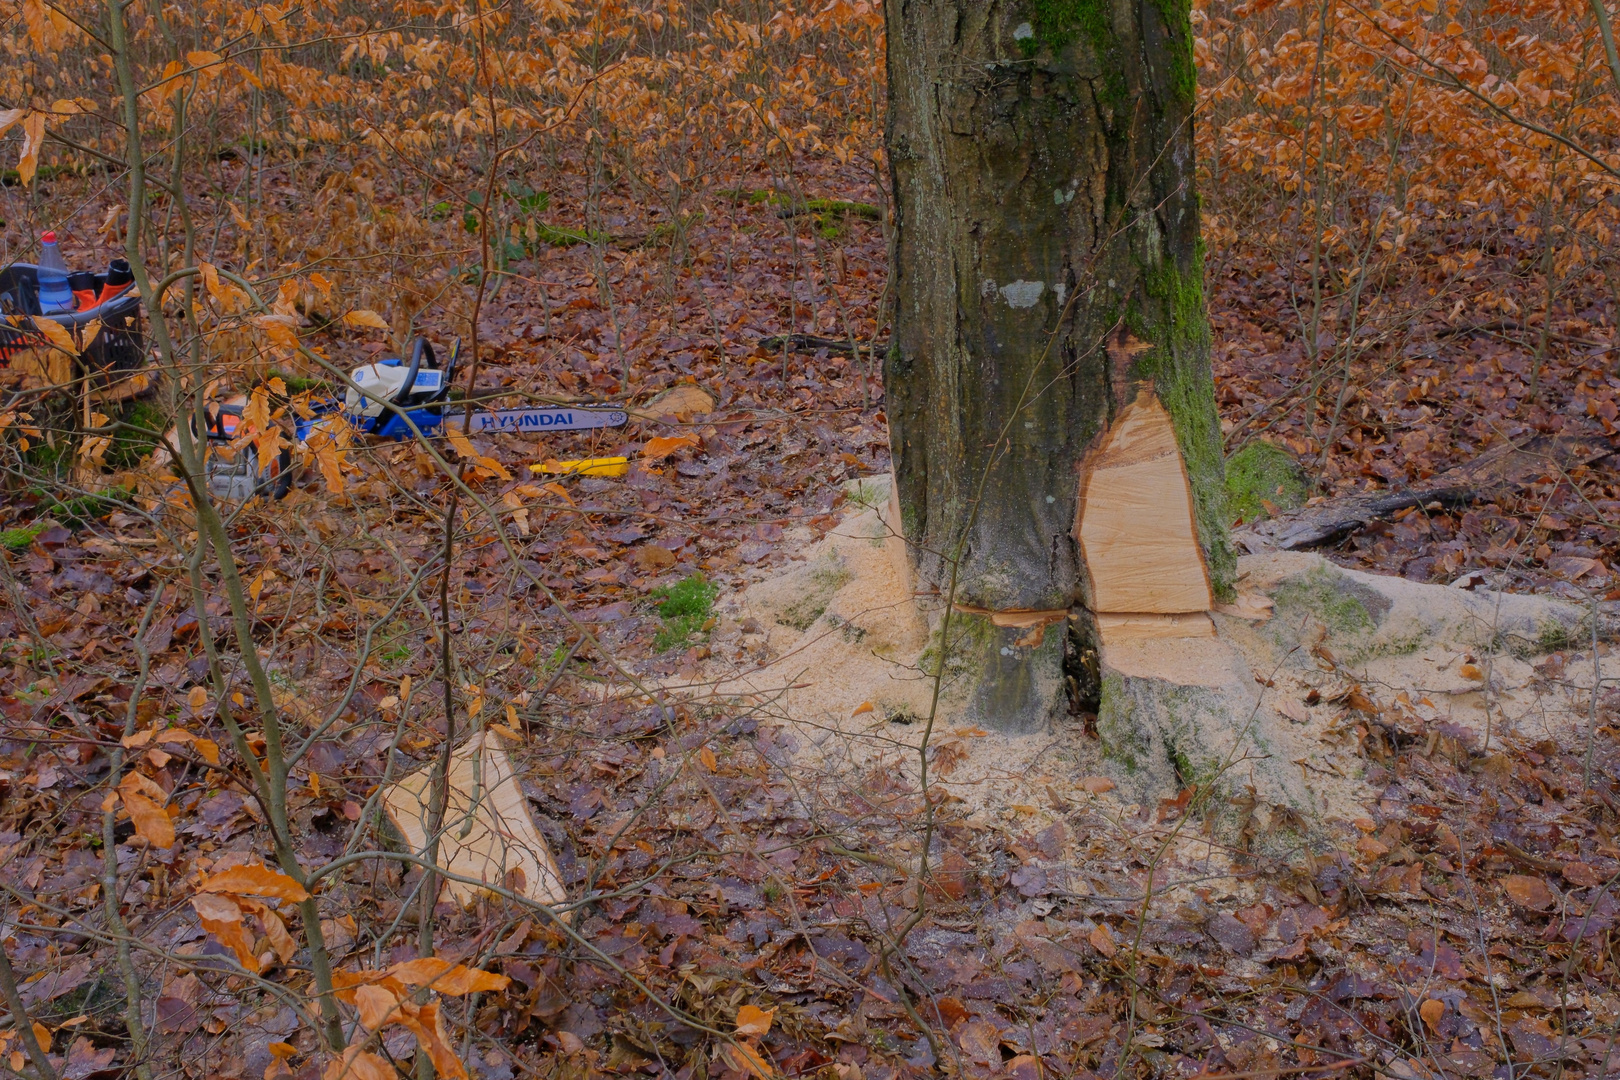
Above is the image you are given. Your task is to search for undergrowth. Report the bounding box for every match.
[651,573,718,652]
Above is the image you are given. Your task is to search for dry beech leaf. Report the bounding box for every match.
[736,1004,775,1037]
[236,897,297,963]
[642,434,700,461]
[719,1042,775,1079]
[1501,874,1556,911]
[1089,924,1118,958]
[323,1048,394,1080]
[1419,999,1446,1034]
[31,1023,50,1054]
[17,111,45,187]
[187,686,207,712]
[31,316,79,357]
[190,893,259,971]
[120,789,174,848]
[355,984,399,1030]
[1078,776,1115,794]
[850,701,875,717]
[386,957,510,995]
[199,863,310,902]
[699,745,718,772]
[341,308,390,330]
[396,999,464,1080]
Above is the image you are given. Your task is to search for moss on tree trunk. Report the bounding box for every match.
[885,0,1230,732]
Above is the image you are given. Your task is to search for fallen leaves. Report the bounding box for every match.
[326,959,512,1080]
[198,863,310,902]
[1501,874,1557,911]
[340,309,391,330]
[735,1004,774,1037]
[114,771,173,848]
[641,434,700,461]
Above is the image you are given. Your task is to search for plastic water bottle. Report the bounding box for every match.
[37,232,73,314]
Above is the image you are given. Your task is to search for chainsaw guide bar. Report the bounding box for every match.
[456,406,629,435]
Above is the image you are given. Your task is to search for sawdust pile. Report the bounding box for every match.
[675,478,1612,834]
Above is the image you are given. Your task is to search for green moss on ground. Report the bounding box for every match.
[1225,440,1306,524]
[778,557,853,631]
[526,222,611,249]
[108,399,168,468]
[1272,565,1375,637]
[1,522,47,551]
[651,573,718,653]
[645,211,705,248]
[41,487,132,528]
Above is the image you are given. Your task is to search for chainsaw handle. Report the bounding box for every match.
[439,338,461,402]
[393,336,435,408]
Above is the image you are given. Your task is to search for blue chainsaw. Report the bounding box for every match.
[295,336,629,442]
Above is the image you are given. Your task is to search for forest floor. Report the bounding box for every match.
[3,143,1620,1080]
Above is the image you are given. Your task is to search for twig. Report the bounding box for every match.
[0,929,59,1080]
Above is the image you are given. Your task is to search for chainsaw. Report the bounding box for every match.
[295,336,629,443]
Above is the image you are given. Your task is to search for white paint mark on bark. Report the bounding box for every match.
[981,278,998,298]
[1013,21,1033,39]
[1000,280,1045,308]
[1055,283,1067,306]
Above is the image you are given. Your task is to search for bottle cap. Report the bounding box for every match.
[41,231,57,243]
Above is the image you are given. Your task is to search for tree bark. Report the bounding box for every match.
[885,0,1231,732]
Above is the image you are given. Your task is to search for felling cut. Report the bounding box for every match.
[1077,388,1214,641]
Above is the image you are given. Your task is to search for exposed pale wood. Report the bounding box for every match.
[1097,612,1216,644]
[884,476,914,599]
[1078,391,1213,614]
[952,605,1069,628]
[382,733,567,911]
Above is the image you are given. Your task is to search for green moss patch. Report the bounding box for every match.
[1272,565,1378,638]
[1,522,47,551]
[778,557,853,632]
[1225,440,1306,524]
[651,573,718,653]
[108,400,168,469]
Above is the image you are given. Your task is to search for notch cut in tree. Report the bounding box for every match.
[1077,384,1215,643]
[884,0,1233,735]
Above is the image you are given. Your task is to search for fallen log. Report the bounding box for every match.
[757,334,888,357]
[1233,431,1616,552]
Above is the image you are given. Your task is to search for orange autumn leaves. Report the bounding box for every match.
[189,862,309,974]
[720,1004,777,1078]
[327,958,509,1080]
[184,860,509,1080]
[105,717,222,849]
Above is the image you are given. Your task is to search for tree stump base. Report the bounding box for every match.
[1097,632,1316,828]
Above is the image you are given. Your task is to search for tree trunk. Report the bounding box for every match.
[885,0,1232,733]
